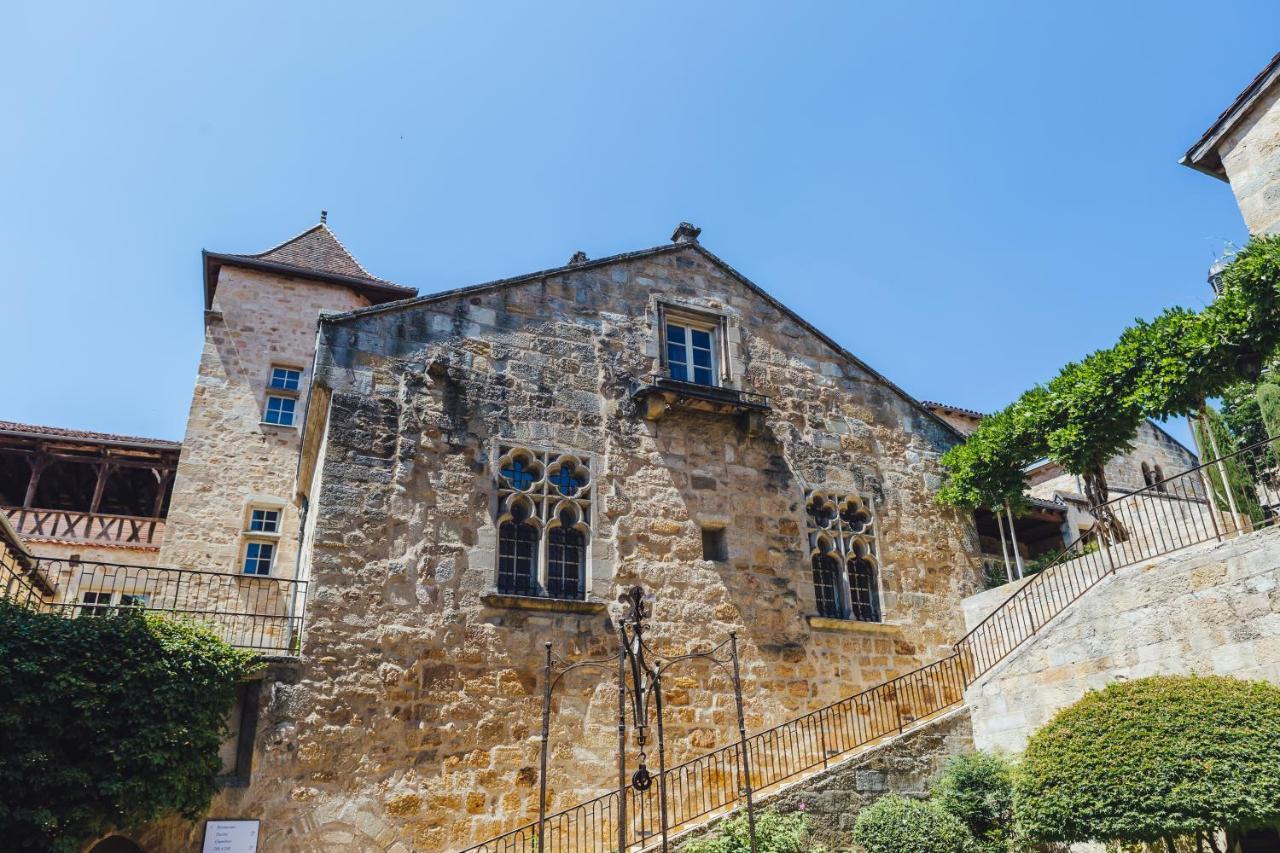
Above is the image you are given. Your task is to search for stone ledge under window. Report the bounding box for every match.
[481,593,606,614]
[807,615,900,635]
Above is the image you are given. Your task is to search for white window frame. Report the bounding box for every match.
[262,363,303,427]
[242,539,276,576]
[658,305,728,387]
[78,590,148,616]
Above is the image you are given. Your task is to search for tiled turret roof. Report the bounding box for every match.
[202,217,416,308]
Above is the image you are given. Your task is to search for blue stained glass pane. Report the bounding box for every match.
[666,323,686,344]
[690,329,711,349]
[502,459,535,490]
[692,348,712,368]
[694,366,714,385]
[669,362,688,381]
[549,466,585,496]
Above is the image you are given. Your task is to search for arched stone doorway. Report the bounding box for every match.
[88,836,146,853]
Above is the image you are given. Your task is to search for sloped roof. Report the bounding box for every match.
[0,420,181,452]
[922,401,984,420]
[1182,51,1280,181]
[203,221,416,309]
[319,234,966,441]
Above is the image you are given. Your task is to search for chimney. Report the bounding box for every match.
[671,222,702,244]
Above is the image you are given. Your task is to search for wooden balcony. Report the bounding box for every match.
[3,506,165,548]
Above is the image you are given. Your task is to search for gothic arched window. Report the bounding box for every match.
[547,523,585,599]
[804,489,882,622]
[811,553,843,619]
[848,556,881,622]
[495,445,592,600]
[498,515,539,596]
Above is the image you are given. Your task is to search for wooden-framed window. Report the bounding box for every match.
[263,364,302,427]
[804,489,882,622]
[658,305,728,387]
[495,445,592,600]
[248,508,281,534]
[242,540,275,576]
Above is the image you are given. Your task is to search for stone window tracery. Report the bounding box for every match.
[805,489,881,622]
[496,446,592,600]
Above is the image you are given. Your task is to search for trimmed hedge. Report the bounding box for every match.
[681,808,824,853]
[0,601,261,851]
[1015,675,1280,845]
[933,751,1014,851]
[851,794,974,853]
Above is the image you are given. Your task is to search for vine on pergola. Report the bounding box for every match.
[937,235,1280,537]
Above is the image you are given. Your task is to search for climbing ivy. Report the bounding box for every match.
[938,235,1280,515]
[0,602,261,852]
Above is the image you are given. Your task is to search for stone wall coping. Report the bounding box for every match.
[480,593,607,614]
[806,615,901,635]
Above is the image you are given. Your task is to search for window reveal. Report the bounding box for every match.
[495,446,592,600]
[804,489,882,622]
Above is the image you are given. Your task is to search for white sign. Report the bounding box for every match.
[202,820,259,853]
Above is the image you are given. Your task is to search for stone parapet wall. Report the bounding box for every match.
[966,525,1280,754]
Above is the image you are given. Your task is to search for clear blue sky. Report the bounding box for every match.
[3,3,1275,445]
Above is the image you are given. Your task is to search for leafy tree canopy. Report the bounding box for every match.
[0,602,261,852]
[938,235,1280,512]
[1014,675,1280,846]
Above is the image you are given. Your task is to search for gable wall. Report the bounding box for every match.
[1220,80,1280,236]
[214,246,981,851]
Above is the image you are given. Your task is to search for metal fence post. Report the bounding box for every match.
[537,642,552,853]
[730,633,758,853]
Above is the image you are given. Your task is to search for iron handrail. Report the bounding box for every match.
[461,434,1280,852]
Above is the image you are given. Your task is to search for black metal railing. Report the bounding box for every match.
[1,547,307,656]
[461,435,1280,853]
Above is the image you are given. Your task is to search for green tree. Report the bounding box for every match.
[851,794,975,853]
[932,751,1015,851]
[1014,675,1280,851]
[938,235,1280,532]
[0,602,261,852]
[1192,404,1264,527]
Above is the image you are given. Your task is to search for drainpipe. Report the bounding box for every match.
[995,507,1015,584]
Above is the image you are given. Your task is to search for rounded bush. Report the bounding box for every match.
[932,751,1014,850]
[851,794,974,853]
[1014,675,1280,845]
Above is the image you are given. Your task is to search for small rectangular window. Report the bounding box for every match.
[269,367,302,392]
[701,527,728,562]
[249,508,281,533]
[665,320,716,386]
[243,541,275,576]
[263,395,297,426]
[79,591,113,617]
[118,593,148,609]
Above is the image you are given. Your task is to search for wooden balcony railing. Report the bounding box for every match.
[3,506,165,547]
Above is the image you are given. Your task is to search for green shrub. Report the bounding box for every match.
[1014,675,1280,847]
[852,794,974,853]
[681,808,824,853]
[933,751,1015,851]
[0,601,261,851]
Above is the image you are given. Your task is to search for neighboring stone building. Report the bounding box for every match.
[922,402,1200,581]
[1183,50,1280,237]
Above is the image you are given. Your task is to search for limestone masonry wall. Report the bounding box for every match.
[159,267,368,578]
[966,525,1280,754]
[154,244,984,852]
[1220,80,1280,236]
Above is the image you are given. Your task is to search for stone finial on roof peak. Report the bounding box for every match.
[671,222,702,244]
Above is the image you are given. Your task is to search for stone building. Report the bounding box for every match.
[3,217,985,850]
[1183,50,1280,237]
[922,402,1200,581]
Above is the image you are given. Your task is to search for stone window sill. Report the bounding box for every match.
[807,615,900,635]
[481,593,606,614]
[258,422,298,431]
